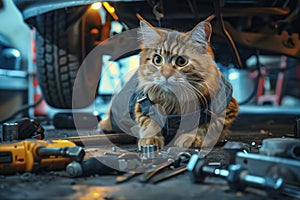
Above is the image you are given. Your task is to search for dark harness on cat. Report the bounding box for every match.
[109,74,233,144]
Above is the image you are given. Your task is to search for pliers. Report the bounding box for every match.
[138,152,191,183]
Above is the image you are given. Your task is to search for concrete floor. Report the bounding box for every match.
[0,113,298,200]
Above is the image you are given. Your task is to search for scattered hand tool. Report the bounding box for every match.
[2,118,44,141]
[116,171,138,183]
[138,159,175,183]
[64,133,137,146]
[223,141,250,165]
[0,139,84,174]
[66,157,117,177]
[138,152,191,183]
[151,166,188,184]
[187,142,300,199]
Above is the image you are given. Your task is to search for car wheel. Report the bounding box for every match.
[34,6,101,108]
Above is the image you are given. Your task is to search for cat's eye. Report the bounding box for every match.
[175,56,188,67]
[152,54,164,66]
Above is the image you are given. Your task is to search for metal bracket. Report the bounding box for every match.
[236,152,300,182]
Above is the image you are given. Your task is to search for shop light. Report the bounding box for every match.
[91,2,102,10]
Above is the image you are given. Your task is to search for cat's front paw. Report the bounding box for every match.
[138,136,164,149]
[174,134,204,148]
[174,134,195,148]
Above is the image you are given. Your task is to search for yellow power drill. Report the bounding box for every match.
[0,139,85,174]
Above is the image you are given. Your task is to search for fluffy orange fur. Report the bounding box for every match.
[99,20,239,149]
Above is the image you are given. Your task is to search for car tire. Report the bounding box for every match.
[34,6,101,109]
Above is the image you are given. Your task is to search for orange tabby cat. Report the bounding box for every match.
[99,20,239,149]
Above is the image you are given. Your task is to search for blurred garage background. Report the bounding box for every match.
[1,0,300,126]
[1,0,300,199]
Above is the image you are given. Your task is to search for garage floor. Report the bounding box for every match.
[0,111,298,200]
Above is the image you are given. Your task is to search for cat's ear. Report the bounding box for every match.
[188,21,212,43]
[139,20,160,47]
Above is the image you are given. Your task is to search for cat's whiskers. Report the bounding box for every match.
[185,73,215,92]
[190,80,213,96]
[202,80,215,94]
[174,83,206,113]
[183,81,209,108]
[156,74,209,109]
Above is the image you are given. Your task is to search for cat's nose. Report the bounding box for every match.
[163,72,172,80]
[161,66,174,80]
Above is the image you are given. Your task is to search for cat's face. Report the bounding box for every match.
[138,21,220,106]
